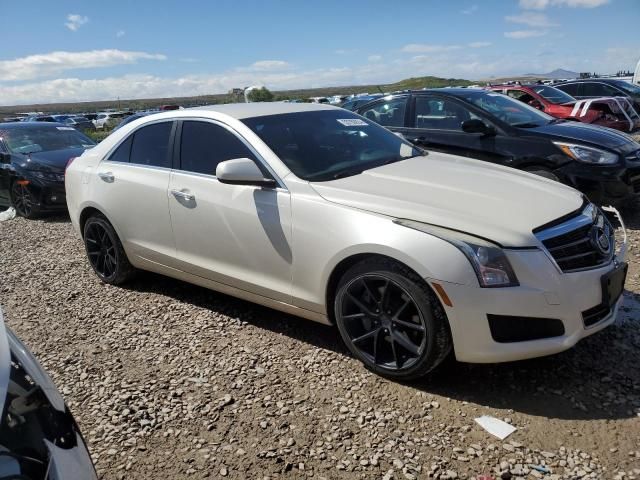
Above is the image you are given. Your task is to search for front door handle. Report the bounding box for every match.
[170,189,195,202]
[98,171,114,183]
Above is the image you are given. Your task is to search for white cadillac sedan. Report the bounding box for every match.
[66,103,628,380]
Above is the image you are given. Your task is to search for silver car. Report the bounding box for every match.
[65,103,627,379]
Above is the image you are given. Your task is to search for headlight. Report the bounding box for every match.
[394,220,519,288]
[553,142,618,165]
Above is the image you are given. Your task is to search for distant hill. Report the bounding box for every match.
[523,68,579,79]
[0,75,474,115]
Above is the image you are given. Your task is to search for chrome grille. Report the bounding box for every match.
[536,204,614,273]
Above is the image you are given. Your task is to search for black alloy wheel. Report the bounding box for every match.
[83,214,135,284]
[338,275,427,370]
[85,221,117,279]
[335,258,452,380]
[11,181,37,218]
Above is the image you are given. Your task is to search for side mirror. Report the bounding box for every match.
[0,152,11,164]
[461,119,496,136]
[216,158,277,188]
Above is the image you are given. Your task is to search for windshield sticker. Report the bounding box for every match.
[56,126,75,131]
[337,118,368,127]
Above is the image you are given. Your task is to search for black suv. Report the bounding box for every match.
[356,89,640,206]
[554,79,640,113]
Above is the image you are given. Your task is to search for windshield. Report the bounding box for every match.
[242,110,422,181]
[531,85,575,104]
[613,80,640,95]
[465,92,554,128]
[1,126,95,154]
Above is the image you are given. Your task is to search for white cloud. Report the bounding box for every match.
[368,55,382,62]
[401,44,462,53]
[505,12,559,27]
[519,0,609,9]
[65,14,89,31]
[468,41,492,48]
[247,60,291,71]
[1,46,636,105]
[116,30,125,38]
[334,49,357,55]
[504,29,548,38]
[0,50,167,82]
[461,5,479,14]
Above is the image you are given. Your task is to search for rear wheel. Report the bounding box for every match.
[10,181,40,219]
[334,257,452,380]
[83,214,135,285]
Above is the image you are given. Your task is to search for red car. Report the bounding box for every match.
[488,84,640,132]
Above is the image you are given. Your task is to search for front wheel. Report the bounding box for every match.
[83,214,135,285]
[334,258,452,380]
[11,181,40,219]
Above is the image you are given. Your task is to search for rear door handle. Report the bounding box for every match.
[170,189,195,202]
[98,171,114,183]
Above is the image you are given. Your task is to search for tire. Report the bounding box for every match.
[525,167,560,182]
[10,180,40,219]
[334,257,452,380]
[83,214,135,285]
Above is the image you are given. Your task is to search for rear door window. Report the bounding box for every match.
[557,83,579,96]
[108,136,133,163]
[129,122,173,168]
[359,97,408,127]
[179,121,256,176]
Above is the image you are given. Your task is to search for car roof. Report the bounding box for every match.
[188,101,337,119]
[558,78,624,85]
[0,121,64,129]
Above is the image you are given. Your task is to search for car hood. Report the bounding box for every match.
[310,153,584,247]
[526,120,638,152]
[17,147,87,171]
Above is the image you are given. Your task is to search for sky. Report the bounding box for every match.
[0,0,638,105]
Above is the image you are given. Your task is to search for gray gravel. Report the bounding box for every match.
[0,213,639,479]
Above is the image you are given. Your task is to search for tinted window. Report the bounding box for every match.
[242,110,422,182]
[108,136,133,163]
[180,121,255,175]
[359,97,407,127]
[582,82,620,97]
[462,91,553,128]
[530,85,575,104]
[556,83,579,96]
[414,96,479,130]
[129,122,173,168]
[1,126,95,154]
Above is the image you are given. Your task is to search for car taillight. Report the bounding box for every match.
[65,157,77,174]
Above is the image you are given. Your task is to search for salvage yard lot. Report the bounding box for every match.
[1,215,639,479]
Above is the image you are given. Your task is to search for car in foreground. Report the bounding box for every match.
[113,111,155,131]
[0,122,96,218]
[554,79,640,113]
[66,103,628,380]
[488,84,640,132]
[0,307,97,479]
[356,89,640,206]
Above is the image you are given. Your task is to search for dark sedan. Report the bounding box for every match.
[0,122,95,218]
[554,79,640,114]
[356,89,640,206]
[63,115,96,132]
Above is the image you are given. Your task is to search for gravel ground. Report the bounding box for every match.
[0,213,639,480]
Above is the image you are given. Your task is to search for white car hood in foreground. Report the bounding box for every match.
[311,152,584,247]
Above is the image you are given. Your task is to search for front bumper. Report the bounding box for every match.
[433,215,628,364]
[555,160,640,207]
[23,177,67,212]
